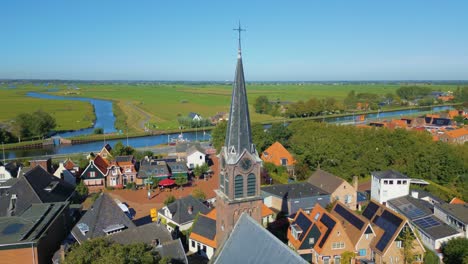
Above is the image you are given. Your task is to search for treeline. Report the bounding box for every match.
[211,120,468,200]
[13,110,56,141]
[286,97,344,118]
[177,117,212,128]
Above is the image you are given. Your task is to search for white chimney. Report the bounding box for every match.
[411,191,419,199]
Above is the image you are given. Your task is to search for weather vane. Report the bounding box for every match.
[233,21,246,56]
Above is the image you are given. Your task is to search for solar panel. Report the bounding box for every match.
[295,212,312,236]
[414,216,441,229]
[362,202,379,220]
[334,204,364,230]
[398,203,427,220]
[373,210,403,252]
[318,214,336,248]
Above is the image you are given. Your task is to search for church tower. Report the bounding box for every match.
[215,24,263,246]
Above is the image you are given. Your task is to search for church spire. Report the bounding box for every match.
[225,23,254,158]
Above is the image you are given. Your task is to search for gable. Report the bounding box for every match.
[81,162,106,179]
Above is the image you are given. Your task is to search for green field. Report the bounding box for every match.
[0,87,94,131]
[0,82,458,133]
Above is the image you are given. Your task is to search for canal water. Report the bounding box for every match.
[27,92,117,137]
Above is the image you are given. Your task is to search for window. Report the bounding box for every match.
[220,173,225,189]
[234,175,243,198]
[365,234,370,239]
[396,240,402,248]
[345,195,352,204]
[359,249,366,256]
[200,155,203,160]
[389,180,394,184]
[309,238,315,245]
[90,171,96,178]
[202,245,207,252]
[397,180,402,184]
[281,158,288,166]
[0,174,5,179]
[384,180,388,184]
[402,180,407,184]
[247,174,256,196]
[334,256,340,264]
[323,257,330,264]
[332,242,345,249]
[314,213,320,221]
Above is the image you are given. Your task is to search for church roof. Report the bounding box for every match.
[224,35,255,160]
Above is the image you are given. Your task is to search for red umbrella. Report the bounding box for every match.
[159,178,175,187]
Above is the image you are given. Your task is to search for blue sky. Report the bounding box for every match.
[1,0,467,81]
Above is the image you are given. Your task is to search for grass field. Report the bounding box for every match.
[0,82,458,133]
[0,87,94,131]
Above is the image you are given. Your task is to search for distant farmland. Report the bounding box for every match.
[0,82,457,132]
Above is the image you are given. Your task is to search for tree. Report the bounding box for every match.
[341,251,356,264]
[398,226,415,264]
[193,163,209,180]
[192,188,206,200]
[75,181,88,198]
[424,249,440,264]
[254,96,272,114]
[64,238,160,264]
[441,237,468,264]
[0,128,17,144]
[112,141,135,156]
[164,195,176,205]
[211,120,227,152]
[93,127,104,134]
[13,110,56,139]
[175,177,188,189]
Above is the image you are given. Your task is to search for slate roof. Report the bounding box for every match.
[436,203,468,224]
[158,195,210,225]
[0,166,75,216]
[212,213,307,264]
[0,202,68,245]
[71,193,136,243]
[167,162,188,173]
[138,159,171,179]
[108,222,172,245]
[1,161,21,177]
[372,170,409,179]
[155,239,188,264]
[188,112,200,119]
[307,169,347,194]
[261,182,329,199]
[115,155,134,163]
[387,195,433,220]
[224,44,256,161]
[190,213,217,247]
[187,145,206,156]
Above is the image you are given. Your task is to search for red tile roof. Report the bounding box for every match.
[93,155,109,175]
[450,197,466,205]
[261,141,296,166]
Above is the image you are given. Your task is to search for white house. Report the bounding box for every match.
[158,195,211,232]
[0,162,21,183]
[53,162,77,186]
[434,203,468,238]
[371,170,410,204]
[188,112,202,121]
[186,145,206,169]
[189,211,217,259]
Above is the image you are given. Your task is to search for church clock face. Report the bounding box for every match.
[240,158,252,171]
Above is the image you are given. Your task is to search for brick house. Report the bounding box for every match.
[307,169,358,210]
[439,127,468,144]
[261,141,296,175]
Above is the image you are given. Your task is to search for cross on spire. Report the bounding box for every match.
[233,21,246,57]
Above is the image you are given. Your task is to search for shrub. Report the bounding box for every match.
[164,195,176,205]
[125,182,136,190]
[105,186,115,191]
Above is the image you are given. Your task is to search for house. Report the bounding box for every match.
[0,161,21,183]
[449,197,465,205]
[189,202,275,260]
[71,193,136,244]
[108,222,188,264]
[157,195,210,232]
[98,143,112,159]
[210,112,228,125]
[188,112,202,121]
[362,200,425,264]
[80,155,109,190]
[388,195,461,252]
[106,156,138,187]
[189,209,217,259]
[53,162,76,186]
[307,169,358,210]
[186,144,206,169]
[167,161,189,180]
[62,158,80,177]
[434,203,468,238]
[0,166,75,217]
[288,205,358,263]
[371,170,410,204]
[261,182,330,216]
[211,213,307,264]
[0,202,72,264]
[261,141,296,175]
[439,127,468,144]
[30,158,54,173]
[137,158,174,185]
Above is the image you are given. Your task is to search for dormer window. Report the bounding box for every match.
[291,224,303,240]
[77,223,89,236]
[280,158,288,166]
[103,224,126,235]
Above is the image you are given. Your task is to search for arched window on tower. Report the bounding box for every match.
[234,175,244,198]
[220,172,224,190]
[247,173,256,196]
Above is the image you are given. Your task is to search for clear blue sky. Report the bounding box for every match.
[1,0,467,81]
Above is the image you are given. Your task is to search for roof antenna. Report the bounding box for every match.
[233,21,246,58]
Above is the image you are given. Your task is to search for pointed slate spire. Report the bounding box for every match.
[225,23,254,157]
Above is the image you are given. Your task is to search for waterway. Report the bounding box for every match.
[27,92,117,137]
[3,131,211,159]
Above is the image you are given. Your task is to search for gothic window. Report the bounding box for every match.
[234,175,243,198]
[225,176,229,196]
[247,173,256,196]
[220,172,224,189]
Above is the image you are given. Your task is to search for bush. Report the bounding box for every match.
[192,188,206,200]
[93,128,104,134]
[125,182,136,190]
[75,181,89,197]
[164,195,176,205]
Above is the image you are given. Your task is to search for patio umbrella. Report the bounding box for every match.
[159,178,175,187]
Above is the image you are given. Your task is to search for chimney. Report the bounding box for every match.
[188,205,193,215]
[411,191,419,199]
[352,176,359,191]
